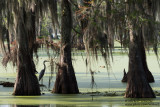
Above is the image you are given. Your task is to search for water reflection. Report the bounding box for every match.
[12,105,39,107]
[8,104,78,107]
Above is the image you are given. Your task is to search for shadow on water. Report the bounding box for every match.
[4,105,79,107]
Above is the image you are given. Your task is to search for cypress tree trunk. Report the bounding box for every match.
[121,1,154,83]
[53,0,79,94]
[121,40,154,83]
[28,11,38,74]
[140,39,154,83]
[13,7,40,96]
[125,27,155,98]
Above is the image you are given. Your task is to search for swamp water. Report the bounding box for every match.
[0,53,160,107]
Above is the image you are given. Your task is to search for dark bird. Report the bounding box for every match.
[39,60,49,81]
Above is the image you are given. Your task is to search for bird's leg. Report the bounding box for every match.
[41,78,43,92]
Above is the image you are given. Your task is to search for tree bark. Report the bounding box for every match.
[140,39,154,83]
[121,1,154,83]
[13,7,40,96]
[121,38,154,83]
[53,0,79,94]
[125,27,155,98]
[121,43,154,83]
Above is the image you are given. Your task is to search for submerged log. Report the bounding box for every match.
[121,69,127,82]
[0,81,14,87]
[0,81,46,88]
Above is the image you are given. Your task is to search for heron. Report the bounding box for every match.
[39,60,49,81]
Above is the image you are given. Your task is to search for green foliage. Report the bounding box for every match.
[40,16,52,37]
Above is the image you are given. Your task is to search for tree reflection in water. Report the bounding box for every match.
[12,104,78,107]
[13,105,39,107]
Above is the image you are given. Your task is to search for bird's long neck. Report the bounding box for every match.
[43,62,46,70]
